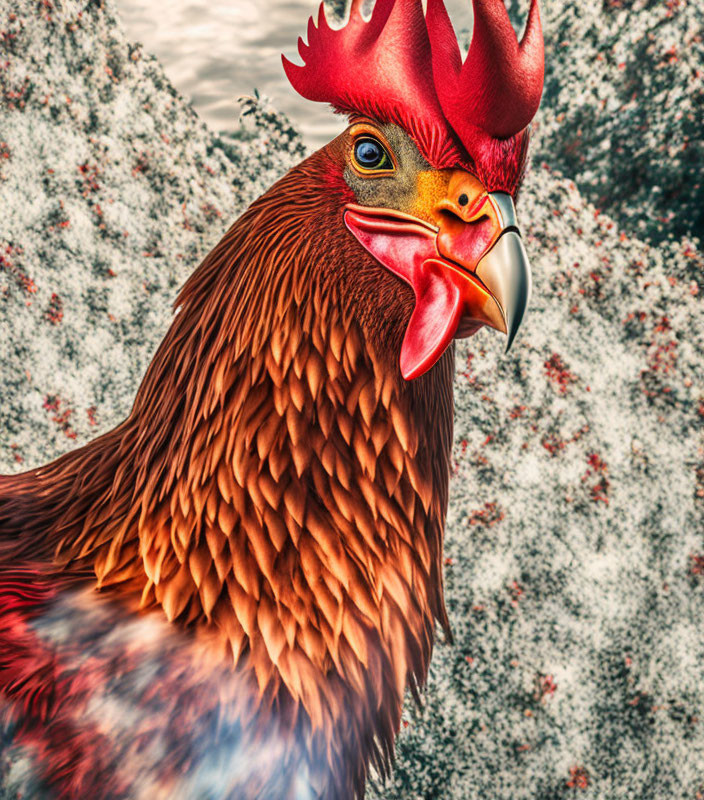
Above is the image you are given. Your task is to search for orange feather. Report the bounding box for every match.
[0,145,455,799]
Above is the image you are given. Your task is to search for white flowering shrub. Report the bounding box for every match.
[1,0,703,799]
[0,0,302,468]
[529,0,704,244]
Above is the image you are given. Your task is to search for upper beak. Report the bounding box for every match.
[463,191,532,352]
[476,226,532,352]
[344,177,532,379]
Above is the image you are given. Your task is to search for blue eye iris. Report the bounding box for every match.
[354,138,391,171]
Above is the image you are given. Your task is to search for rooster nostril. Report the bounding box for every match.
[458,193,469,207]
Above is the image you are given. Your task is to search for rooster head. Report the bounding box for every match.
[283,0,544,379]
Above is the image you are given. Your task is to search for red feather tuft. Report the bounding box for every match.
[283,0,544,193]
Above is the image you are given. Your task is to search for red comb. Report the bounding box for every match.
[283,0,544,192]
[426,0,544,139]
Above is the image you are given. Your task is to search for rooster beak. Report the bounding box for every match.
[472,194,532,353]
[433,178,532,351]
[344,176,532,379]
[476,228,531,353]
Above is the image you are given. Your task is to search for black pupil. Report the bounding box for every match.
[355,139,385,169]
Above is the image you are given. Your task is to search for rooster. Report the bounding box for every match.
[0,0,543,798]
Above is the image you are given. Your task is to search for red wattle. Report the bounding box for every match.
[399,259,465,380]
[344,207,474,380]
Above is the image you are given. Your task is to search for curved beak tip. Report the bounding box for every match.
[505,325,520,354]
[475,230,532,356]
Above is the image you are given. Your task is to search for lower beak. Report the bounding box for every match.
[344,191,532,380]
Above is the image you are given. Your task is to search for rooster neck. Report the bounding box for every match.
[113,151,455,658]
[129,298,454,694]
[1,150,456,796]
[107,296,454,795]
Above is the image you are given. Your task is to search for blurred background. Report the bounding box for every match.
[114,0,472,149]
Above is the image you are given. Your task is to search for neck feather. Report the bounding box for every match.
[0,147,456,794]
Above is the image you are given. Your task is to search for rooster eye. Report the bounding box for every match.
[353,137,393,172]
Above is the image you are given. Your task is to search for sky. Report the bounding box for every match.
[114,0,472,149]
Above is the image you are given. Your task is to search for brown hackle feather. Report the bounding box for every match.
[0,140,454,798]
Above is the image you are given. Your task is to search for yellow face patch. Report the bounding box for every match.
[342,120,492,228]
[410,170,488,228]
[409,170,452,224]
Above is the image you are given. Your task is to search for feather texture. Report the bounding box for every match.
[0,145,454,799]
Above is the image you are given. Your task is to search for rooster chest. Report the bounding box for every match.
[0,585,319,800]
[132,322,443,741]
